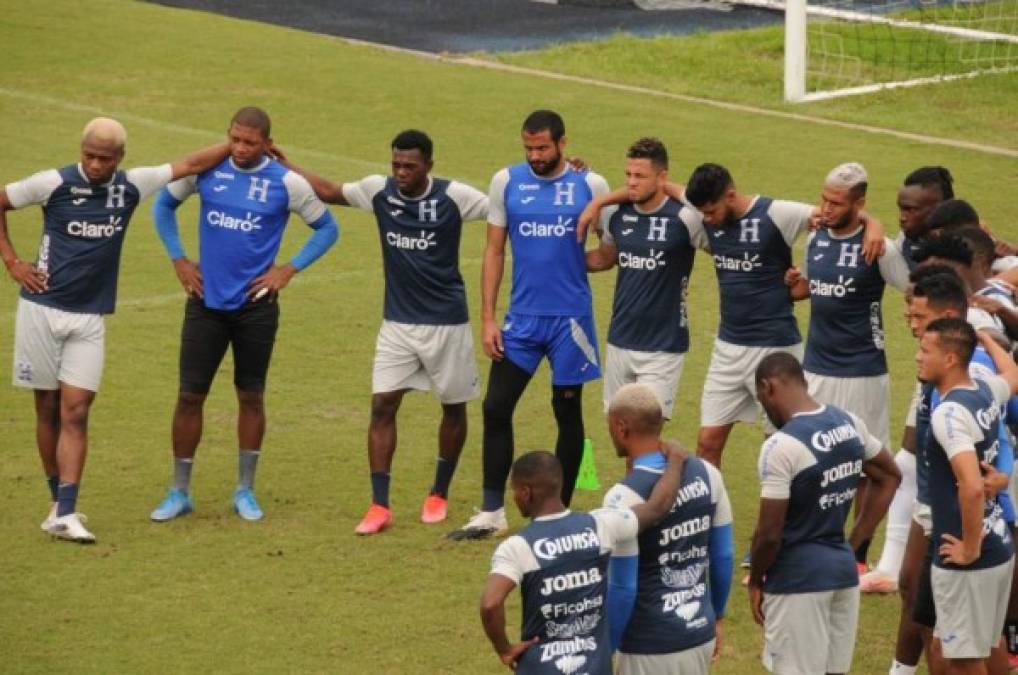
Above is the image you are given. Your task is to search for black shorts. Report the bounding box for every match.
[179,296,279,394]
[913,544,937,629]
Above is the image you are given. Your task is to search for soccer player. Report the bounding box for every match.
[681,163,884,467]
[479,445,686,674]
[862,167,957,593]
[918,320,1017,673]
[149,107,338,522]
[603,383,734,674]
[895,166,954,270]
[585,138,704,419]
[749,352,900,675]
[0,117,228,542]
[785,162,910,580]
[272,129,488,534]
[449,110,610,540]
[887,268,1013,675]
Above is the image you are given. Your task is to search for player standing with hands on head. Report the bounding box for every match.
[450,110,610,540]
[273,129,488,534]
[0,117,228,542]
[149,106,338,523]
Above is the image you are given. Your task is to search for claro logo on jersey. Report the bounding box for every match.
[713,252,761,272]
[619,249,666,271]
[67,215,123,238]
[387,230,437,251]
[539,567,603,596]
[810,275,856,297]
[519,215,575,238]
[207,210,261,232]
[534,529,600,561]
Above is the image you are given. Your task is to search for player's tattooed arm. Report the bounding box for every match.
[586,240,618,272]
[784,266,809,301]
[168,142,230,181]
[629,439,688,531]
[858,210,886,264]
[480,574,538,668]
[0,190,47,293]
[576,181,685,242]
[267,145,348,206]
[747,497,788,625]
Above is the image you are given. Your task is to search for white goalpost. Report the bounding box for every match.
[735,0,1018,102]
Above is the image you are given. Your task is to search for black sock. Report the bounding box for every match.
[370,472,391,508]
[552,384,584,507]
[46,475,59,502]
[855,538,872,565]
[431,457,458,499]
[481,359,532,511]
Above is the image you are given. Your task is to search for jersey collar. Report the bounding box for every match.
[396,176,433,202]
[790,404,826,418]
[633,195,670,216]
[229,156,270,173]
[534,509,572,522]
[76,164,118,187]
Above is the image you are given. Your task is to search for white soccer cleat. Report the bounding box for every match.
[447,507,508,541]
[40,503,57,531]
[46,513,96,544]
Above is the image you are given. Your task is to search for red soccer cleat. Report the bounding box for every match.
[420,494,448,524]
[354,503,392,535]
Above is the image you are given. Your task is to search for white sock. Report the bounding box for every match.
[889,659,917,675]
[874,450,917,579]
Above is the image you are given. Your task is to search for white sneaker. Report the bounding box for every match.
[447,507,508,541]
[40,503,57,531]
[46,513,96,544]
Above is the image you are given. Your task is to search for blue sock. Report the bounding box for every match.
[482,488,504,512]
[431,457,458,498]
[46,475,59,502]
[370,472,391,508]
[56,482,79,517]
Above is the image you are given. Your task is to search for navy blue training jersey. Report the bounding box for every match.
[928,376,1014,571]
[344,175,487,325]
[605,198,698,354]
[758,405,882,593]
[6,163,172,314]
[803,228,909,377]
[684,197,811,347]
[606,457,731,655]
[490,509,637,675]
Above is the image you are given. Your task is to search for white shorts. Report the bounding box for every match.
[762,586,859,675]
[806,371,891,449]
[603,344,685,419]
[700,339,804,427]
[618,639,714,675]
[933,558,1014,659]
[12,297,104,392]
[372,320,480,404]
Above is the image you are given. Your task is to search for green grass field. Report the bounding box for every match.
[1,1,1017,673]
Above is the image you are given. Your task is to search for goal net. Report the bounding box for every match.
[734,0,1018,101]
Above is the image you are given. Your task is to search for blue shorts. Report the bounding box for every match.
[502,311,601,386]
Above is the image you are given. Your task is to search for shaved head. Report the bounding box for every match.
[608,384,663,435]
[511,451,562,497]
[82,117,126,148]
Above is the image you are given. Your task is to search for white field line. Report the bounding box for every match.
[329,35,1018,159]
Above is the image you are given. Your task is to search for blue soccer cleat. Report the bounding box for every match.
[150,488,193,522]
[233,488,264,521]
